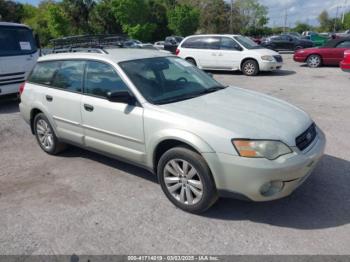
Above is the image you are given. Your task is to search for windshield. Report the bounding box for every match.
[234,36,259,49]
[119,57,226,105]
[0,26,37,57]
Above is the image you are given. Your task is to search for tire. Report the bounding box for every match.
[307,54,322,68]
[185,58,197,66]
[242,59,259,76]
[157,146,218,213]
[34,113,66,155]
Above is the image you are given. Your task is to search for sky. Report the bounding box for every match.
[17,0,350,27]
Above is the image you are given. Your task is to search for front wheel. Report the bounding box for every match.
[157,147,218,213]
[242,59,259,76]
[307,54,322,68]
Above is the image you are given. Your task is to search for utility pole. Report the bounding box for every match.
[284,9,288,33]
[230,0,233,34]
[334,5,340,32]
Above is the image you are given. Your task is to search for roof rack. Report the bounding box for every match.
[50,34,128,54]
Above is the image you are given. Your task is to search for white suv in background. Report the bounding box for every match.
[176,34,283,76]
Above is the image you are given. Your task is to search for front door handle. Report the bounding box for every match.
[84,104,94,112]
[46,95,53,102]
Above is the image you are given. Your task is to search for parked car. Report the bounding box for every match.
[340,50,350,72]
[19,49,325,213]
[0,22,39,97]
[176,34,283,76]
[154,41,165,50]
[164,36,183,54]
[294,38,350,68]
[261,34,314,51]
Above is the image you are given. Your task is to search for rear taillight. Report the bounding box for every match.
[175,48,180,55]
[19,82,26,95]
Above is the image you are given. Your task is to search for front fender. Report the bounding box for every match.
[146,129,215,168]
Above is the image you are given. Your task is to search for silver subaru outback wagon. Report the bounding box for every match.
[19,49,326,213]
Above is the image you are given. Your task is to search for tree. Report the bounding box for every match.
[0,0,24,22]
[167,4,200,36]
[112,0,156,41]
[294,22,313,33]
[232,0,269,34]
[90,0,122,34]
[148,0,171,40]
[318,10,332,32]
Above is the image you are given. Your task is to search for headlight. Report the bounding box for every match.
[261,55,274,62]
[232,139,292,160]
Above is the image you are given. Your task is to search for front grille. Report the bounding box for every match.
[274,55,283,63]
[0,72,25,86]
[296,123,317,151]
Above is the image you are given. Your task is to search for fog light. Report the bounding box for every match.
[260,181,284,197]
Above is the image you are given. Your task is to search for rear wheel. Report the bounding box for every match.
[242,59,259,76]
[185,58,197,66]
[34,113,66,155]
[307,54,322,68]
[157,147,218,213]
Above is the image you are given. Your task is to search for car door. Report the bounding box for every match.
[45,60,84,145]
[332,40,350,65]
[196,37,221,69]
[81,60,145,164]
[216,37,243,70]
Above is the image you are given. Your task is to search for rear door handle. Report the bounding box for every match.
[84,104,94,112]
[46,95,53,102]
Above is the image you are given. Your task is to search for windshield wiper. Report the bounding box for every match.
[155,86,227,105]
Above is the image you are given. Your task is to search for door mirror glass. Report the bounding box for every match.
[106,90,134,104]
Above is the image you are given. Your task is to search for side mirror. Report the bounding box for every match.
[106,90,135,104]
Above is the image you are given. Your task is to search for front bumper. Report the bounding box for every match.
[203,129,326,202]
[293,55,306,63]
[259,61,283,71]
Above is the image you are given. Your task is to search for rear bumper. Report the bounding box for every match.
[203,128,326,202]
[340,61,350,72]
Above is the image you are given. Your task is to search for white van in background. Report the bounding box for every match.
[0,22,39,96]
[176,34,283,76]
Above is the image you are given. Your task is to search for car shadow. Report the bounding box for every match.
[204,154,350,230]
[59,146,158,183]
[0,98,19,114]
[209,69,296,77]
[59,147,350,230]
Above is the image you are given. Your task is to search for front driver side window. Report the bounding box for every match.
[85,61,128,98]
[220,37,240,50]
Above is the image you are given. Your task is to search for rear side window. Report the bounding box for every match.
[84,61,128,98]
[51,60,85,92]
[28,61,61,85]
[336,41,350,48]
[182,37,220,50]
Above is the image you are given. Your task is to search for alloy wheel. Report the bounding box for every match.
[244,62,256,75]
[308,55,321,68]
[163,159,203,205]
[36,119,54,151]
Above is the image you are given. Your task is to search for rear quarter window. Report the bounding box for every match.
[28,61,61,85]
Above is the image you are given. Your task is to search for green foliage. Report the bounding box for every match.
[90,0,122,34]
[167,4,200,36]
[293,22,313,33]
[0,0,24,22]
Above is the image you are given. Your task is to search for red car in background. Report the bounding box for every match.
[340,50,350,72]
[294,38,350,68]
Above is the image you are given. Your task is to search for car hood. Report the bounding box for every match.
[247,48,280,56]
[158,87,312,147]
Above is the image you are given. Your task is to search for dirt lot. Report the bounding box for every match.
[0,54,349,255]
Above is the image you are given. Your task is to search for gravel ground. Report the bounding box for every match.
[0,54,349,255]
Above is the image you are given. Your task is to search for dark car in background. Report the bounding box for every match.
[261,34,314,51]
[164,36,183,54]
[294,38,350,68]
